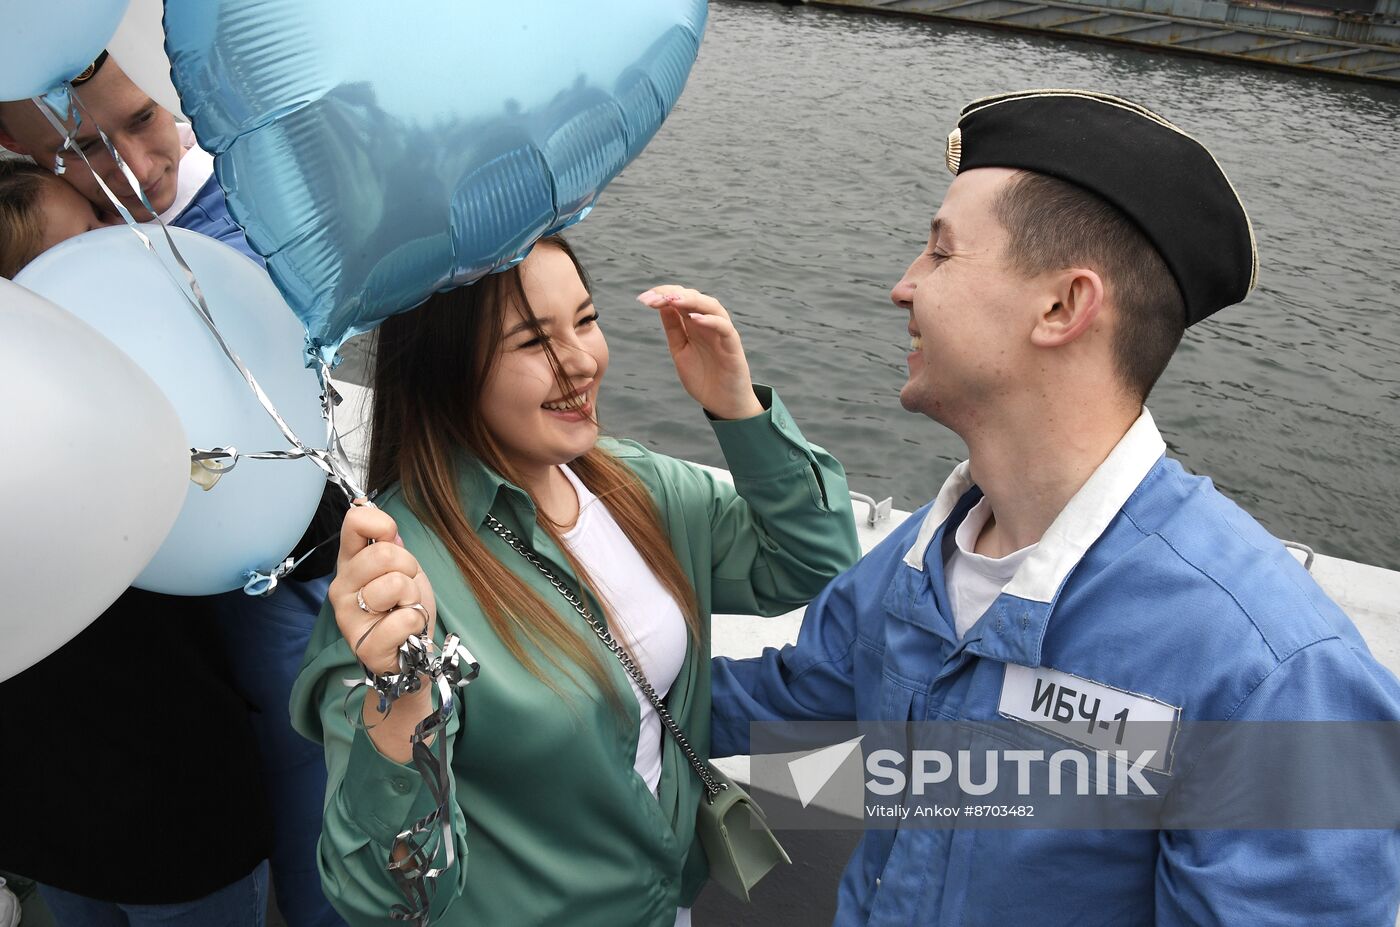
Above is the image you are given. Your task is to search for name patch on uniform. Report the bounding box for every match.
[998,664,1179,774]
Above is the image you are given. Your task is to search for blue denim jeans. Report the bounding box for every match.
[212,577,346,927]
[38,861,268,927]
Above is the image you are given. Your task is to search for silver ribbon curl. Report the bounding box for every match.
[343,621,480,926]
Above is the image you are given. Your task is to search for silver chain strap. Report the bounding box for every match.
[485,513,728,802]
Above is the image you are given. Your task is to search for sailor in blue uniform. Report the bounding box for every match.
[167,162,262,262]
[711,90,1400,926]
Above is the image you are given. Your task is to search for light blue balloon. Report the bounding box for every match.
[16,227,327,595]
[164,0,708,364]
[0,0,130,101]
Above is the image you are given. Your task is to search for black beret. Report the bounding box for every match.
[71,50,110,87]
[946,90,1257,326]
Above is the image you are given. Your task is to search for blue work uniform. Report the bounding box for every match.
[171,174,265,266]
[712,409,1400,926]
[171,174,346,927]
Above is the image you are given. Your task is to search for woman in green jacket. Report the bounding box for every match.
[290,235,859,926]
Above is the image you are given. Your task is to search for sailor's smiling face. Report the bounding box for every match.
[479,243,609,475]
[890,167,1042,429]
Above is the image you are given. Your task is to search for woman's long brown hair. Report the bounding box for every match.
[366,236,699,708]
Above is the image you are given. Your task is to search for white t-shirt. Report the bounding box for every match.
[557,466,693,927]
[152,123,214,224]
[943,497,1037,640]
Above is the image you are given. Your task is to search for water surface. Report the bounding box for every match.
[349,0,1400,569]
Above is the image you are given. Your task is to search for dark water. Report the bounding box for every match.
[347,1,1400,570]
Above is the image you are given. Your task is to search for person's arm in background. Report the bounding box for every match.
[710,562,863,759]
[707,507,929,757]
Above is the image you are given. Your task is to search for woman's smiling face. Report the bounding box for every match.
[478,242,609,480]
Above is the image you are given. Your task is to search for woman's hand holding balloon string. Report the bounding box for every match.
[331,503,438,763]
[637,286,766,421]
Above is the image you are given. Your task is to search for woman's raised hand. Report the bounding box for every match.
[330,504,438,677]
[638,286,765,421]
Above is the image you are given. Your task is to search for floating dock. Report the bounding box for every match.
[795,0,1400,83]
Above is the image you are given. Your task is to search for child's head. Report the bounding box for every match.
[1,160,111,278]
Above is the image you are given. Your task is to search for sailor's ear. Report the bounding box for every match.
[1029,267,1105,349]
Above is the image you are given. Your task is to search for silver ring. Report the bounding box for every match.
[356,588,382,615]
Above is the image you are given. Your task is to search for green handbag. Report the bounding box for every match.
[692,763,792,901]
[486,514,791,901]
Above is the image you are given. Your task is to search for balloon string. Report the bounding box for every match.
[318,367,364,498]
[29,87,368,512]
[192,419,364,471]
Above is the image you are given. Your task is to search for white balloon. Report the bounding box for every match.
[106,0,185,120]
[0,278,187,683]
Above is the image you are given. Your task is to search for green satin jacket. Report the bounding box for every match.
[290,387,859,926]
